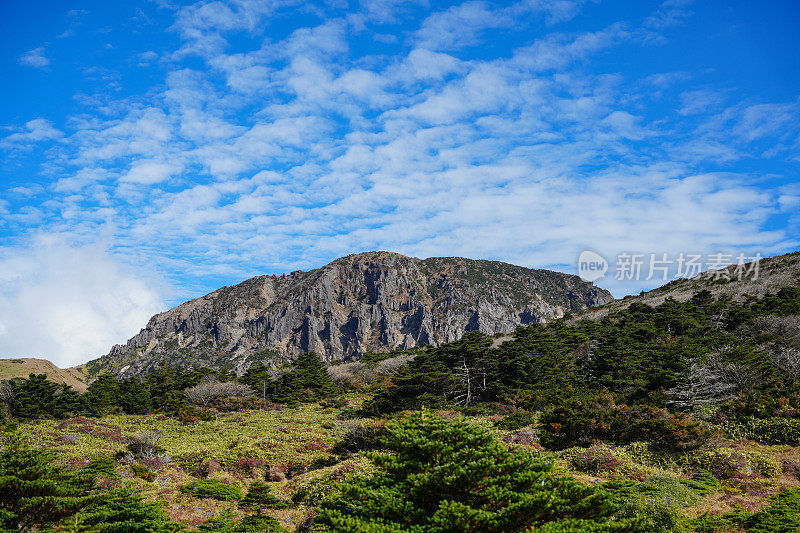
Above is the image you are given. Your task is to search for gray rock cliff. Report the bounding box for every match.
[91,252,612,375]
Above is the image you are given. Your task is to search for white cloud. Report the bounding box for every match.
[0,119,64,150]
[678,89,724,116]
[0,236,165,367]
[0,0,797,346]
[413,2,507,51]
[19,46,49,68]
[644,0,694,30]
[123,160,184,184]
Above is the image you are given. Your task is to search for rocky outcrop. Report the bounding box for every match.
[90,252,612,376]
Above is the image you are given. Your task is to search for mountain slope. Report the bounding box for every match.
[89,251,612,376]
[578,251,800,320]
[0,358,89,391]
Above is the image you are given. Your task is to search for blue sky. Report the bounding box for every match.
[1,0,799,366]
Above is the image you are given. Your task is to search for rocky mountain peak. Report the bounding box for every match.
[88,252,613,376]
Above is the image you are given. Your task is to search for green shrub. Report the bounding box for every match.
[638,474,699,507]
[0,432,96,531]
[603,475,697,533]
[750,417,800,445]
[181,479,243,501]
[86,456,117,478]
[681,469,721,496]
[539,391,711,451]
[198,510,287,532]
[746,487,800,532]
[495,410,537,430]
[317,412,641,532]
[239,481,291,513]
[691,487,800,533]
[68,485,183,532]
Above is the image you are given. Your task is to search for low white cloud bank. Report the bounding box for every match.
[0,236,165,367]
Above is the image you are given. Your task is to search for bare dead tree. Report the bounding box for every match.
[669,348,769,411]
[185,378,254,407]
[451,358,486,407]
[770,347,800,378]
[376,354,416,375]
[667,360,737,409]
[706,349,768,391]
[709,310,728,331]
[0,382,15,417]
[128,430,164,459]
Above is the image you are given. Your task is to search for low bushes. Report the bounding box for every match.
[681,469,721,496]
[691,447,782,479]
[688,487,800,532]
[749,417,800,445]
[181,479,243,501]
[602,475,698,533]
[495,410,537,430]
[539,391,712,451]
[571,445,622,473]
[131,463,156,482]
[557,443,662,480]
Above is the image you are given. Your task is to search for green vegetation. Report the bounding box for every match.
[0,432,95,531]
[0,431,181,532]
[182,479,243,501]
[1,283,799,531]
[318,412,638,532]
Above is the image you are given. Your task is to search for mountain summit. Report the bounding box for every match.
[90,252,612,376]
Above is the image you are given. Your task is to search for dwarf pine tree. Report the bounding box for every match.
[273,352,336,404]
[317,412,640,532]
[59,486,183,533]
[239,481,290,515]
[0,432,95,532]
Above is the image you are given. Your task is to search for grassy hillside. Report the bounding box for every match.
[3,255,800,532]
[11,400,800,532]
[581,251,800,320]
[0,358,89,391]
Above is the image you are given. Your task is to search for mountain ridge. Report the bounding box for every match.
[87,251,612,376]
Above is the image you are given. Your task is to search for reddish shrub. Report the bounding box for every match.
[299,438,328,452]
[197,459,222,478]
[573,447,622,473]
[781,459,800,480]
[229,457,266,477]
[706,451,750,479]
[58,434,79,445]
[331,462,356,482]
[501,430,540,447]
[266,465,287,482]
[539,390,712,451]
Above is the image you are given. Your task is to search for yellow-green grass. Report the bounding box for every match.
[0,357,89,391]
[16,403,353,530]
[16,403,800,531]
[19,404,341,466]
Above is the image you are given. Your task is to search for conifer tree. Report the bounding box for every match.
[60,486,183,533]
[84,374,121,416]
[318,412,640,533]
[274,352,336,404]
[53,384,84,418]
[239,481,290,515]
[11,374,58,419]
[0,432,95,532]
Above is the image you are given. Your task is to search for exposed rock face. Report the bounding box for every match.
[91,252,612,376]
